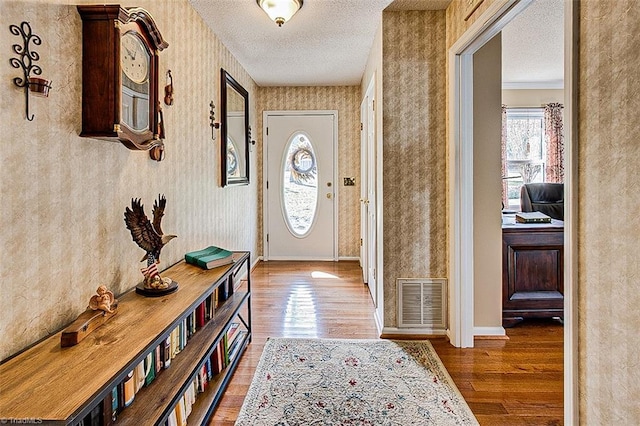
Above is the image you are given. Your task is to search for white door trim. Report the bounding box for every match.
[448,0,576,424]
[262,110,339,261]
[364,75,378,307]
[564,0,579,423]
[448,0,528,349]
[360,96,368,280]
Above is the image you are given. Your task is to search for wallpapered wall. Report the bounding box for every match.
[578,1,640,422]
[0,0,259,360]
[257,86,362,258]
[381,10,447,327]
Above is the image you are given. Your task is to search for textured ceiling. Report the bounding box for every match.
[502,0,564,88]
[189,0,396,86]
[190,0,563,88]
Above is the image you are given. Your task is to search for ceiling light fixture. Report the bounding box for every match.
[257,0,303,27]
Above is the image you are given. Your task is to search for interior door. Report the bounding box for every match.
[264,112,337,260]
[365,87,377,304]
[360,77,377,305]
[360,98,368,281]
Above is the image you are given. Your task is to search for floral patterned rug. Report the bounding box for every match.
[236,338,478,425]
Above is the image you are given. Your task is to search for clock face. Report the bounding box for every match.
[121,32,149,84]
[121,31,151,132]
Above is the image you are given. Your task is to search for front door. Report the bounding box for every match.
[264,112,337,260]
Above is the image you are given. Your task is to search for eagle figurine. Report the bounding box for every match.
[124,195,177,267]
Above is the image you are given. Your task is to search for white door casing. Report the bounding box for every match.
[359,76,377,306]
[448,0,577,423]
[263,111,338,261]
[360,97,368,281]
[365,78,377,305]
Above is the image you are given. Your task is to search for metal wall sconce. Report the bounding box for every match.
[10,21,51,121]
[209,101,220,140]
[248,125,256,151]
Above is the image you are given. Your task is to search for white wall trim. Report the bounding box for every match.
[448,0,527,349]
[474,326,506,337]
[502,80,564,90]
[374,74,385,331]
[338,256,360,261]
[564,1,579,424]
[381,327,447,336]
[267,256,336,261]
[374,309,383,335]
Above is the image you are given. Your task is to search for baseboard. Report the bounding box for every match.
[473,326,507,339]
[266,256,337,261]
[338,256,360,261]
[380,327,447,339]
[251,256,262,270]
[373,310,383,335]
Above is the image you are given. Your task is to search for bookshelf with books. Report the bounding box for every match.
[0,252,251,426]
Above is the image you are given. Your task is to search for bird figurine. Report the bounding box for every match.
[124,195,177,291]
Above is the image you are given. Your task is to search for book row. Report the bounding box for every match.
[164,325,248,426]
[74,282,243,426]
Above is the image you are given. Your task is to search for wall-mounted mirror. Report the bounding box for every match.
[221,68,249,186]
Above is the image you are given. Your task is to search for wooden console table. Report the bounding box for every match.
[0,252,251,425]
[502,216,564,327]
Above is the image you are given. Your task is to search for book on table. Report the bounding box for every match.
[185,245,234,269]
[515,211,552,223]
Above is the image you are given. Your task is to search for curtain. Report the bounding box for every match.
[501,105,508,208]
[544,103,564,183]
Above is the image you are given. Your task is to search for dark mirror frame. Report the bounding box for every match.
[221,68,250,186]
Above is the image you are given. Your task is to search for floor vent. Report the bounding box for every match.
[397,278,447,330]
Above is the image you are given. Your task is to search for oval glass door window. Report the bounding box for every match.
[282,133,318,237]
[227,137,239,177]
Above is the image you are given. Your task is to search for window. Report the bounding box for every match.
[504,108,545,209]
[282,133,318,237]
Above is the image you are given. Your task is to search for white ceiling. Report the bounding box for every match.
[502,0,564,89]
[189,0,563,88]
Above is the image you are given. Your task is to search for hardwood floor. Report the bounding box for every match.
[209,261,563,425]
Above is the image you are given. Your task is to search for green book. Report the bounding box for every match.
[185,246,234,269]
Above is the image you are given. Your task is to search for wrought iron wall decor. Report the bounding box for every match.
[9,21,51,121]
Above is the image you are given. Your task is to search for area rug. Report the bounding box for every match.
[236,338,478,425]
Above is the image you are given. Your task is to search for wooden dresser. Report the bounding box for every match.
[502,217,564,327]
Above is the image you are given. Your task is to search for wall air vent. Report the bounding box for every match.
[397,278,447,331]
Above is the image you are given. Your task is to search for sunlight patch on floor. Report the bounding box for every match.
[311,271,339,279]
[284,284,318,338]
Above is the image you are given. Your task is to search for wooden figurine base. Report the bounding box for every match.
[135,280,178,297]
[61,302,119,347]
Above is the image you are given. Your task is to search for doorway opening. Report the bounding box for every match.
[448,0,577,423]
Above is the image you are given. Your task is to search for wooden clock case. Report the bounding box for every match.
[77,5,168,151]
